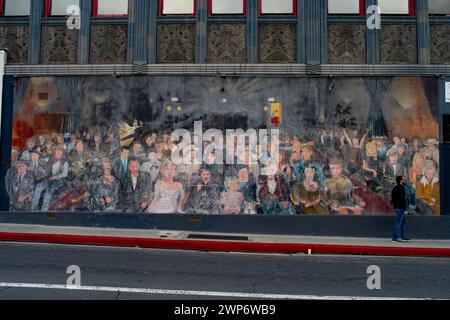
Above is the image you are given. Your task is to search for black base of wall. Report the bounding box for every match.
[1,212,450,240]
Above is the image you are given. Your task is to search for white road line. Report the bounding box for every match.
[0,282,429,300]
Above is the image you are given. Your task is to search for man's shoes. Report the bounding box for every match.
[398,238,411,242]
[392,239,400,243]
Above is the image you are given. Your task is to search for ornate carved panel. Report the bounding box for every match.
[430,25,450,64]
[208,24,245,63]
[259,24,296,63]
[327,24,365,64]
[0,25,29,64]
[90,25,128,64]
[157,24,195,63]
[41,26,78,64]
[380,25,417,64]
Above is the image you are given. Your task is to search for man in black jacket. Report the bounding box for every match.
[391,176,410,242]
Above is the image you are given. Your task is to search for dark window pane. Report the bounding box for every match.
[429,0,450,15]
[378,0,409,14]
[444,115,450,144]
[97,0,128,15]
[261,0,293,14]
[163,0,194,14]
[4,0,31,16]
[211,0,244,14]
[51,0,80,16]
[328,0,360,14]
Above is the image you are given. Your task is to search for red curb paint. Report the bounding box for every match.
[1,232,450,258]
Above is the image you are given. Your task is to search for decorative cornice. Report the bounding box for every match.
[4,64,450,76]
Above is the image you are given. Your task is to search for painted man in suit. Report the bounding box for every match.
[118,158,151,212]
[11,161,35,211]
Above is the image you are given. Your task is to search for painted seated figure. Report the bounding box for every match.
[89,160,120,212]
[147,161,185,214]
[237,167,257,214]
[382,147,408,198]
[323,158,365,215]
[220,178,244,214]
[416,160,440,216]
[258,163,293,215]
[11,161,35,211]
[186,168,221,214]
[292,145,325,184]
[291,166,328,215]
[362,141,383,192]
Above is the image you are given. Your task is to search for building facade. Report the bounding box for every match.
[0,0,449,224]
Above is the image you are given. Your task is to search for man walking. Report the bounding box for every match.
[391,176,410,242]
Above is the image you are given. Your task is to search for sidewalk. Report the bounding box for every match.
[0,223,450,257]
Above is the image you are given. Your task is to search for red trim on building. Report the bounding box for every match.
[408,0,415,16]
[0,0,4,16]
[158,0,163,15]
[92,0,128,17]
[92,0,98,16]
[43,0,51,17]
[1,232,450,258]
[359,0,365,16]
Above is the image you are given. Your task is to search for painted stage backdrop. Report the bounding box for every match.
[7,76,441,215]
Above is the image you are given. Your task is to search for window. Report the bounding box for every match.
[46,0,80,16]
[328,0,363,15]
[210,0,245,15]
[429,0,450,15]
[93,0,128,16]
[378,0,414,15]
[160,0,195,15]
[1,0,30,16]
[260,0,295,14]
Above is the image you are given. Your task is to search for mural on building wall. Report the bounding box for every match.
[7,76,441,215]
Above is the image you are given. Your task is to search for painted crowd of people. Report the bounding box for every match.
[7,124,440,215]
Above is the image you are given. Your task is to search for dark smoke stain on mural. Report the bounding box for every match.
[7,76,441,216]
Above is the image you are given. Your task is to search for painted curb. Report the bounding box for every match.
[1,232,450,257]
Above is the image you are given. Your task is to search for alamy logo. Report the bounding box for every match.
[367,5,381,30]
[66,5,81,30]
[171,121,280,176]
[66,265,81,286]
[366,265,381,290]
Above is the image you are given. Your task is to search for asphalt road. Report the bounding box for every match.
[0,242,449,300]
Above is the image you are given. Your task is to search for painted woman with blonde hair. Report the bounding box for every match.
[148,161,185,213]
[409,152,424,188]
[362,141,383,192]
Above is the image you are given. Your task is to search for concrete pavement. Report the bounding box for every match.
[1,223,450,257]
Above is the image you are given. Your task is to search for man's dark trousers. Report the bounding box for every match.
[392,209,407,241]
